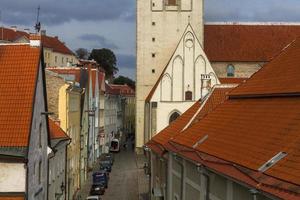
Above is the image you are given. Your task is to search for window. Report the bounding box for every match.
[169,112,180,124]
[55,56,57,63]
[38,160,42,184]
[227,64,235,77]
[152,53,156,58]
[166,0,177,6]
[152,22,156,26]
[152,37,155,42]
[152,69,155,73]
[185,91,192,100]
[39,123,42,148]
[62,57,64,63]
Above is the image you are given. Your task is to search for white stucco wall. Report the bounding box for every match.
[136,0,204,149]
[148,25,219,136]
[0,162,26,192]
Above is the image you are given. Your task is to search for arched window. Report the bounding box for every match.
[227,65,235,77]
[169,112,180,124]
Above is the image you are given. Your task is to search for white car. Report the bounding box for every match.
[86,196,101,200]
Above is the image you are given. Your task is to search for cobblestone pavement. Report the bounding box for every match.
[77,139,149,200]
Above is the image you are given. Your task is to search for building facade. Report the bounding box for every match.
[136,0,204,150]
[0,40,49,199]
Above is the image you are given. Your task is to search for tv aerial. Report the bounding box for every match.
[34,6,41,33]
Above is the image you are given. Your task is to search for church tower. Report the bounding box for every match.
[136,0,204,150]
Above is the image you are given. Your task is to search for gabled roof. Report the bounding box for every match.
[0,27,74,55]
[48,119,69,140]
[169,39,300,198]
[229,38,300,97]
[0,44,40,147]
[109,84,135,96]
[204,23,300,62]
[147,85,235,155]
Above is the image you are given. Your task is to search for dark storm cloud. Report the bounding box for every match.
[0,0,135,26]
[117,54,136,69]
[79,34,119,50]
[205,0,300,22]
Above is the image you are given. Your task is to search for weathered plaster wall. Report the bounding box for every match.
[0,162,26,192]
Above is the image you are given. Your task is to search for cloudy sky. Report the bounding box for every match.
[1,0,300,79]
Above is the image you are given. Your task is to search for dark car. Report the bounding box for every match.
[100,153,114,165]
[92,171,108,188]
[99,160,112,172]
[90,184,105,195]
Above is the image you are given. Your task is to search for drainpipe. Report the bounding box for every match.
[174,155,184,200]
[197,164,210,200]
[250,189,258,200]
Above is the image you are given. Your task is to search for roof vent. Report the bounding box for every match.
[258,152,287,172]
[193,135,208,148]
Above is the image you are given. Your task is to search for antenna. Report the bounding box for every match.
[34,6,41,33]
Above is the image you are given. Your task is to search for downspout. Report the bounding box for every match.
[174,156,184,200]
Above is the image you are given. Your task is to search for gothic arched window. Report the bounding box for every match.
[169,112,180,124]
[227,64,235,77]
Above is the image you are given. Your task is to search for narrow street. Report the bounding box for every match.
[78,138,149,200]
[102,148,139,200]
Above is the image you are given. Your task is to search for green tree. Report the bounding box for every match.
[113,76,135,89]
[89,48,118,79]
[75,48,89,59]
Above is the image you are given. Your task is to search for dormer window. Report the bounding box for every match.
[166,0,177,6]
[227,64,235,77]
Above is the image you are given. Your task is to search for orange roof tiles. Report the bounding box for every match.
[0,27,73,55]
[219,78,247,84]
[204,24,300,62]
[0,44,40,147]
[0,196,25,200]
[230,39,300,97]
[109,84,135,96]
[168,38,300,198]
[48,118,69,140]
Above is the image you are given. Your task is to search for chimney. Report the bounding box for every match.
[29,34,41,47]
[23,28,30,34]
[10,26,17,32]
[41,30,46,35]
[200,74,212,99]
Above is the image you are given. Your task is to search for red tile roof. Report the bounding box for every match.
[0,27,74,55]
[109,84,135,96]
[204,24,300,62]
[230,39,300,97]
[219,78,247,84]
[147,86,234,155]
[0,44,40,147]
[169,38,300,198]
[48,118,69,140]
[47,67,81,83]
[0,196,25,200]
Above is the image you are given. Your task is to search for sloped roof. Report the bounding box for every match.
[0,27,74,55]
[147,86,234,155]
[219,78,247,84]
[109,84,135,96]
[0,44,40,147]
[48,118,69,140]
[47,67,81,83]
[229,39,300,97]
[169,39,300,198]
[204,23,300,62]
[0,196,25,200]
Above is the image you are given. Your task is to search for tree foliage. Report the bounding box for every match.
[89,48,118,79]
[113,76,135,89]
[75,48,89,59]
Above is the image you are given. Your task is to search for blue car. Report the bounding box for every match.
[92,171,108,188]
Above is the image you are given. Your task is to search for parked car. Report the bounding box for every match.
[99,160,112,172]
[100,153,114,165]
[90,184,105,196]
[110,138,120,152]
[92,171,108,188]
[86,195,102,200]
